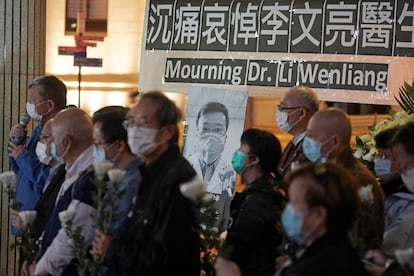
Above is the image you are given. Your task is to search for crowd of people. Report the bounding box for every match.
[6,75,414,276]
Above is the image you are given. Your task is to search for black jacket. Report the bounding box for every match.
[279,232,370,276]
[220,175,286,276]
[106,145,200,276]
[33,164,66,239]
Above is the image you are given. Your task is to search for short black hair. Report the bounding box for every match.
[240,128,282,175]
[374,127,398,149]
[30,75,67,110]
[196,102,229,131]
[391,122,414,155]
[92,106,129,145]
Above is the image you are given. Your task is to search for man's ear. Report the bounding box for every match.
[46,100,56,113]
[158,124,177,143]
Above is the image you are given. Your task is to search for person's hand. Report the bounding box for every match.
[20,260,36,276]
[8,142,26,159]
[275,255,289,271]
[214,256,241,276]
[9,124,27,140]
[364,249,388,276]
[10,209,27,231]
[90,228,113,258]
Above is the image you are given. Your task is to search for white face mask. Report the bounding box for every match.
[35,141,53,165]
[198,133,225,165]
[402,168,414,193]
[26,101,47,121]
[374,158,392,178]
[276,109,300,133]
[127,126,159,158]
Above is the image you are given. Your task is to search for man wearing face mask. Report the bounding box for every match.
[13,118,68,274]
[11,119,66,233]
[33,108,96,276]
[7,75,67,235]
[303,108,385,255]
[187,101,235,232]
[91,92,201,276]
[382,122,414,255]
[89,105,143,231]
[276,86,319,179]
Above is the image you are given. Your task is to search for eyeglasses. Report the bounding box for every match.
[277,104,308,111]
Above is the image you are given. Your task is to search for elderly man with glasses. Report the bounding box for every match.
[275,86,319,179]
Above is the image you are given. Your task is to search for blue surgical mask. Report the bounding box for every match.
[51,142,65,164]
[231,150,246,174]
[374,158,392,178]
[303,136,332,163]
[281,203,306,244]
[93,145,107,162]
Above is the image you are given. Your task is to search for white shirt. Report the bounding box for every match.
[35,146,96,276]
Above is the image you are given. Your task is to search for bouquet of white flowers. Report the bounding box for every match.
[353,110,414,171]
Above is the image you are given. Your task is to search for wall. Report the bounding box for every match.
[45,0,147,114]
[0,1,47,274]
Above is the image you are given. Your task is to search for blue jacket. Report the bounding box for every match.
[9,125,49,235]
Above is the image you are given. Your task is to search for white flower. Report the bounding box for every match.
[362,151,375,162]
[201,193,214,204]
[290,161,301,172]
[360,134,372,142]
[395,247,414,269]
[0,171,16,189]
[19,211,37,227]
[93,160,114,180]
[107,169,126,184]
[358,185,374,205]
[58,209,76,226]
[353,148,364,159]
[179,175,205,202]
[220,230,227,241]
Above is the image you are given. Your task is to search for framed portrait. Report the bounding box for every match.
[183,87,248,232]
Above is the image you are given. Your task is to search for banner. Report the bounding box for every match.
[139,0,414,104]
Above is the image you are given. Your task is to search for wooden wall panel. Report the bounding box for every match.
[0,0,46,274]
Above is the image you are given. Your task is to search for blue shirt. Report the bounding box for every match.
[9,125,49,235]
[103,158,143,235]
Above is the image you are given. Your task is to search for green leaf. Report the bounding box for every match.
[395,80,414,114]
[356,136,364,147]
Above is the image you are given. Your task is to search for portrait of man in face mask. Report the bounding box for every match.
[184,88,248,233]
[188,102,234,232]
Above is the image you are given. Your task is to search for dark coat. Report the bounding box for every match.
[279,232,370,276]
[279,139,308,181]
[220,175,286,276]
[33,164,66,240]
[106,145,200,276]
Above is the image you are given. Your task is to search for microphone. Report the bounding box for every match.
[12,114,30,145]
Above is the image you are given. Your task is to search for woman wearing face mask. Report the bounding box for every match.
[215,128,287,276]
[276,161,369,276]
[379,121,414,256]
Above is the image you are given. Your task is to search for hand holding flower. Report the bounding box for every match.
[10,209,26,231]
[90,228,113,259]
